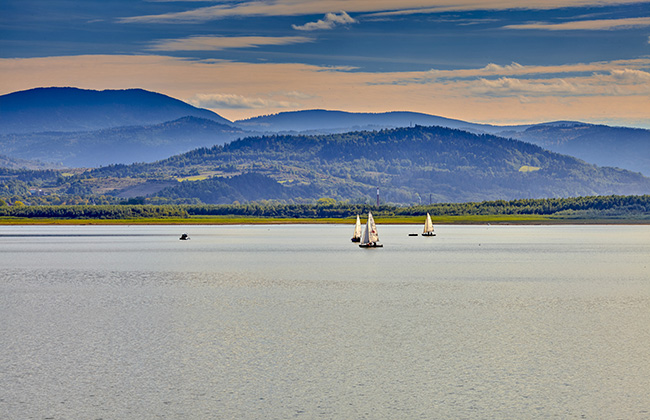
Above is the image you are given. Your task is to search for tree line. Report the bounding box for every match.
[0,195,647,219]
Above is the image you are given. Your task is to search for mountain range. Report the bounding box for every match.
[1,87,649,204]
[1,87,649,175]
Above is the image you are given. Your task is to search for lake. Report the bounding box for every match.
[1,224,649,419]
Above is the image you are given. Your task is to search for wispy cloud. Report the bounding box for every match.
[189,93,299,109]
[120,0,650,23]
[472,69,650,97]
[505,16,650,30]
[473,77,579,97]
[148,35,312,51]
[481,62,525,73]
[292,11,356,31]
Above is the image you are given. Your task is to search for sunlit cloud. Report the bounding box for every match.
[292,11,356,31]
[474,77,578,96]
[276,90,317,100]
[504,16,650,30]
[189,93,299,109]
[120,0,650,23]
[148,35,312,51]
[608,68,650,82]
[482,62,525,73]
[472,68,650,97]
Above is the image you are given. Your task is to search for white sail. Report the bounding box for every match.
[366,212,379,243]
[423,212,434,234]
[360,212,382,247]
[353,215,362,239]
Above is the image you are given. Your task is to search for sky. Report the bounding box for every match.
[1,0,649,127]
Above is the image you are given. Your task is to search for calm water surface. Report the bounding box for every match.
[1,224,649,419]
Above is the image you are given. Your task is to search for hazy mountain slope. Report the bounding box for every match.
[0,117,250,167]
[0,87,232,134]
[88,126,650,204]
[235,109,523,134]
[0,154,62,170]
[504,122,650,176]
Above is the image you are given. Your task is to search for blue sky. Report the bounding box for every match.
[1,1,649,127]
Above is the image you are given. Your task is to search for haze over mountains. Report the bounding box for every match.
[1,87,649,204]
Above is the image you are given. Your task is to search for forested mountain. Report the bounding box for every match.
[503,122,650,176]
[0,87,232,134]
[0,117,251,167]
[82,125,650,204]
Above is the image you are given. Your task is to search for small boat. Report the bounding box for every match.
[179,233,190,240]
[351,214,362,242]
[421,213,436,236]
[408,233,418,236]
[359,212,383,248]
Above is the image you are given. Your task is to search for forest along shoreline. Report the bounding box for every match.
[0,195,648,225]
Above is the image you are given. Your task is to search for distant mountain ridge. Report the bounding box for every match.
[235,109,528,134]
[0,87,232,134]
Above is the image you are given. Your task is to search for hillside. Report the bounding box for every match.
[504,122,650,176]
[0,87,233,134]
[0,117,251,167]
[81,126,650,204]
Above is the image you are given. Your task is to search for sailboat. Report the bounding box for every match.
[421,212,436,236]
[351,214,362,242]
[359,212,383,248]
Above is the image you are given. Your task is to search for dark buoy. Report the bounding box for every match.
[179,233,190,240]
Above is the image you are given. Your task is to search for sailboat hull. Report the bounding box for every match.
[359,242,383,248]
[421,232,436,236]
[351,237,361,242]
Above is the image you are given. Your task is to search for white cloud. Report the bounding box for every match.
[482,62,525,73]
[292,11,357,31]
[471,67,650,98]
[148,35,312,51]
[474,77,578,96]
[277,90,317,99]
[504,16,650,31]
[189,93,299,109]
[608,68,650,82]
